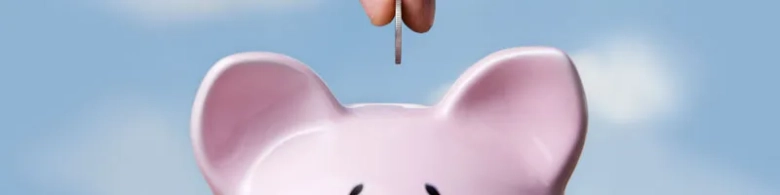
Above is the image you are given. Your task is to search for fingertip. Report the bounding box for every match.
[402,0,435,33]
[370,16,394,26]
[407,20,433,33]
[361,0,395,26]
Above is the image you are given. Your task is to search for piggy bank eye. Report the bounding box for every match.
[349,184,364,195]
[425,184,440,195]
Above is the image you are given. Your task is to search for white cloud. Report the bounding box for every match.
[427,34,775,194]
[428,35,683,125]
[108,0,320,23]
[570,35,682,124]
[18,95,211,195]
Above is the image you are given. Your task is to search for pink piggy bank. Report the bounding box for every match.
[190,47,588,195]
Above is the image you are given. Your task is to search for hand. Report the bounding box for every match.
[360,0,436,33]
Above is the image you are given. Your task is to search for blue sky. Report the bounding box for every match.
[1,0,778,194]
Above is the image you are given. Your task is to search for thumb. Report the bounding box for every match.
[360,0,395,26]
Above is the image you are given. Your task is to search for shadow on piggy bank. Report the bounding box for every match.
[190,47,588,195]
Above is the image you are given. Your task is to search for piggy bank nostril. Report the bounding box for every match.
[425,184,440,195]
[349,184,364,195]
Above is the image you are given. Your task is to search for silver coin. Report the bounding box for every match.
[394,0,402,65]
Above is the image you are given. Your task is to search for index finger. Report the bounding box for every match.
[401,0,435,33]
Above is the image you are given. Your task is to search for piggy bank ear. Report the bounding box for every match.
[190,52,345,194]
[435,47,587,190]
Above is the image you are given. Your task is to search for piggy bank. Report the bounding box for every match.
[190,47,588,195]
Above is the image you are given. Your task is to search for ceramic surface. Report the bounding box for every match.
[191,47,588,195]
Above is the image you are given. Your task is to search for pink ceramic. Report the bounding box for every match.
[190,47,588,195]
